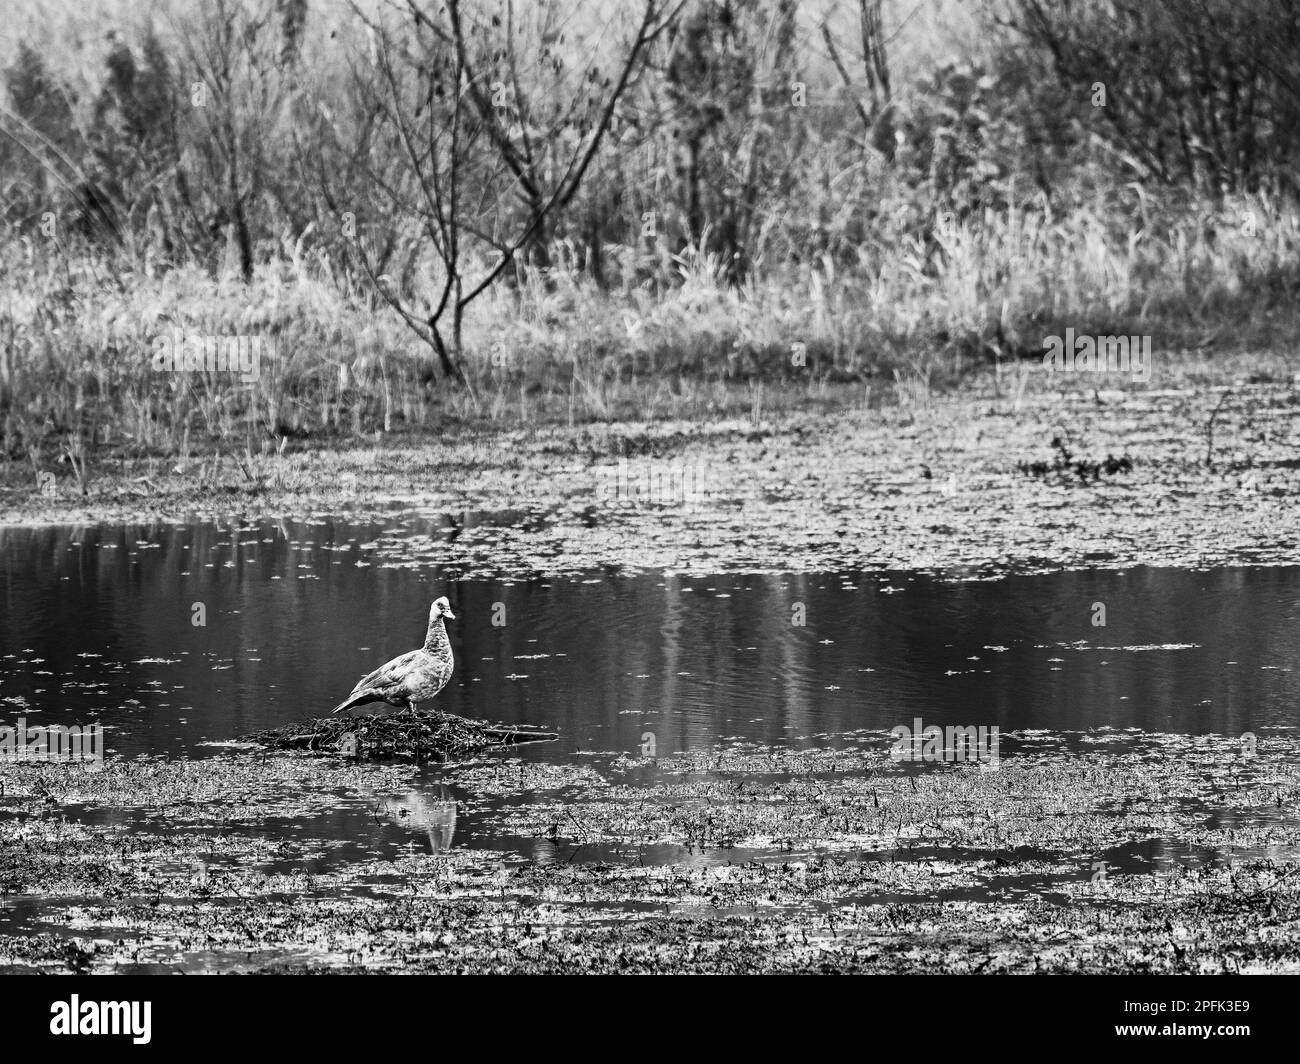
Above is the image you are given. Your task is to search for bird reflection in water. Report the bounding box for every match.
[379,785,458,853]
[531,837,562,865]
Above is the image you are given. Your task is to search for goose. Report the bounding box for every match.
[332,596,456,716]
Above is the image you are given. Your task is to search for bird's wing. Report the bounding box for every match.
[348,649,422,699]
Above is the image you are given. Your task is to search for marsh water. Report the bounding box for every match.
[2,514,1299,923]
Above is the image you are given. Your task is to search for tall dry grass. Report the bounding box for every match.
[3,185,1297,484]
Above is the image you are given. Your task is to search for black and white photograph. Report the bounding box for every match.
[0,0,1295,1030]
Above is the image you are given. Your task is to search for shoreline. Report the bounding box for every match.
[2,351,1296,577]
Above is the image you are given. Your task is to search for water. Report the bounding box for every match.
[2,517,1297,753]
[1,515,1298,888]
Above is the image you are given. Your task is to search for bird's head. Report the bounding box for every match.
[431,596,456,622]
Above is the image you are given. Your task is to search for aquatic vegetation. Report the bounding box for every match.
[5,351,1297,577]
[2,729,1297,973]
[1017,435,1135,484]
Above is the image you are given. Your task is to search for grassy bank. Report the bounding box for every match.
[4,188,1300,479]
[5,0,1300,481]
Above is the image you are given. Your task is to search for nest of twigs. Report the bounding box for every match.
[244,711,557,760]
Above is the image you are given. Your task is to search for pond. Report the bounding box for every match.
[1,515,1298,966]
[3,515,1296,747]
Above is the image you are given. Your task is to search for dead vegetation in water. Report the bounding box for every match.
[3,351,1299,578]
[0,753,414,820]
[1016,435,1135,484]
[6,852,1298,974]
[2,730,1298,973]
[458,731,1300,860]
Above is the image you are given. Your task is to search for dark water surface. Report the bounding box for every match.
[2,516,1297,754]
[1,515,1298,892]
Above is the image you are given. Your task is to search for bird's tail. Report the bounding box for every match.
[331,690,375,715]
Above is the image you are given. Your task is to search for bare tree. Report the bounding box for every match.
[314,0,681,385]
[176,0,297,282]
[822,0,899,157]
[1004,0,1300,196]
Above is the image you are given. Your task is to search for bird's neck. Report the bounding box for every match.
[424,617,451,655]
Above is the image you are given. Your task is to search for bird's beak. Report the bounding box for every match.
[443,607,456,621]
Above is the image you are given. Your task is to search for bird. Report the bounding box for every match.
[331,596,456,717]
